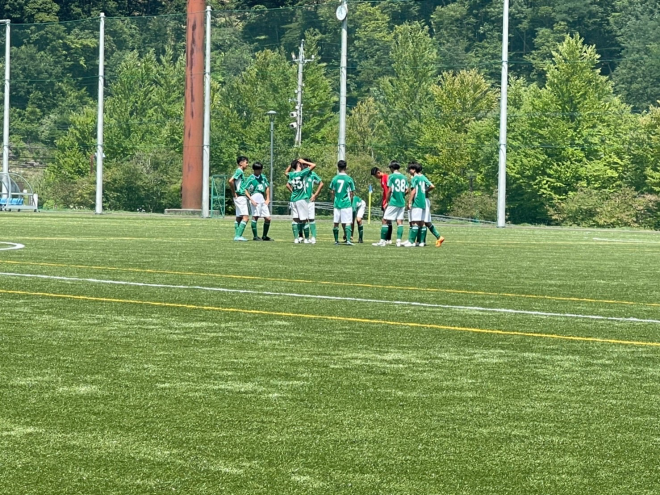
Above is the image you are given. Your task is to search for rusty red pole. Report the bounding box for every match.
[182,0,205,210]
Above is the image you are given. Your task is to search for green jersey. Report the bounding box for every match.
[288,168,311,202]
[351,195,363,211]
[387,172,408,207]
[232,167,246,196]
[243,174,269,196]
[410,174,432,209]
[304,172,322,200]
[329,173,356,209]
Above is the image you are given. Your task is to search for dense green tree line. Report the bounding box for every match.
[1,0,659,226]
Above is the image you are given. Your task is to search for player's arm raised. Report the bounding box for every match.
[299,159,316,171]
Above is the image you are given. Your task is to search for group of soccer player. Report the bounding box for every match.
[229,155,443,247]
[371,161,445,248]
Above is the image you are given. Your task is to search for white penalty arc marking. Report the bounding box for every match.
[1,271,660,326]
[0,242,25,251]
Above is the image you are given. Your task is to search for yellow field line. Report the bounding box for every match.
[1,259,659,309]
[1,288,658,347]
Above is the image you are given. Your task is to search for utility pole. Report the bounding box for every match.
[201,5,211,218]
[182,0,205,211]
[95,13,105,215]
[290,39,313,147]
[1,19,10,178]
[497,0,509,228]
[337,0,348,162]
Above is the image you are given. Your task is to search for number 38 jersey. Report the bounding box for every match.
[387,172,409,208]
[288,168,312,202]
[329,172,356,209]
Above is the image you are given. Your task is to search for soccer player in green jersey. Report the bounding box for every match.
[301,160,323,244]
[373,161,408,247]
[329,160,356,245]
[284,158,316,243]
[228,155,250,241]
[405,162,445,248]
[243,162,273,241]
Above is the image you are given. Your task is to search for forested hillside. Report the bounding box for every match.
[1,0,659,226]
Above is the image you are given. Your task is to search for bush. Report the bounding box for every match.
[448,191,497,221]
[552,187,660,229]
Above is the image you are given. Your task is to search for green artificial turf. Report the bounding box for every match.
[1,213,659,494]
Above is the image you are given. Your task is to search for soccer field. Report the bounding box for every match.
[1,213,659,494]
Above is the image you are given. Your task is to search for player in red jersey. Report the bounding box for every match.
[371,166,393,242]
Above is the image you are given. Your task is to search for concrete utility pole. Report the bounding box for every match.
[1,19,10,177]
[201,5,211,218]
[497,0,509,228]
[182,0,205,211]
[95,13,104,214]
[291,40,314,146]
[337,0,348,162]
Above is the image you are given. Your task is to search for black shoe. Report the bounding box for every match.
[358,239,363,243]
[253,237,263,241]
[262,236,273,241]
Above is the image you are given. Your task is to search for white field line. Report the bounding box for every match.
[2,271,660,325]
[593,237,660,244]
[0,242,25,251]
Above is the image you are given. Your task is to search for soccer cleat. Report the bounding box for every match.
[386,240,393,245]
[396,240,402,247]
[419,242,425,247]
[294,238,301,244]
[435,236,445,248]
[310,237,316,244]
[303,239,311,244]
[372,240,387,247]
[262,236,273,241]
[358,239,363,243]
[346,240,354,246]
[253,237,262,241]
[334,241,340,245]
[234,236,248,242]
[402,241,414,247]
[298,237,304,243]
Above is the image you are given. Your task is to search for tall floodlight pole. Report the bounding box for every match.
[336,0,348,162]
[2,19,10,178]
[95,13,105,215]
[267,111,277,207]
[201,5,211,218]
[497,0,509,228]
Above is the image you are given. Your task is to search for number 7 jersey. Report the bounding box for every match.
[329,172,356,209]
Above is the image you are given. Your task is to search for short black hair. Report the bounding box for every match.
[252,162,263,170]
[370,167,380,176]
[290,159,300,168]
[337,160,347,171]
[237,156,248,165]
[388,161,400,171]
[408,161,421,173]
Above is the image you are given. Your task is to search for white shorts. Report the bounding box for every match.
[355,200,366,220]
[234,196,249,217]
[410,207,425,222]
[308,201,316,221]
[424,199,432,223]
[290,199,309,221]
[334,207,352,224]
[384,205,405,221]
[251,202,270,218]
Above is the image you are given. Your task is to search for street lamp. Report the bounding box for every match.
[266,110,277,210]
